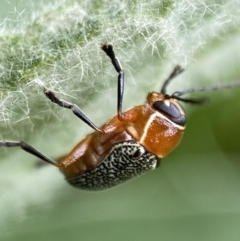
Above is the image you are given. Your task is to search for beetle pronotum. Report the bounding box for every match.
[1,43,240,190]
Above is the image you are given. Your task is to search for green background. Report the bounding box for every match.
[1,1,240,241]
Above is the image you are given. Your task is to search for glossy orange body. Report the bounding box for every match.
[59,92,185,179]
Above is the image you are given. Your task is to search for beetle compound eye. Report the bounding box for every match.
[153,100,180,118]
[153,100,186,126]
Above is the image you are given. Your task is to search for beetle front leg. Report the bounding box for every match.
[0,141,59,166]
[44,89,104,133]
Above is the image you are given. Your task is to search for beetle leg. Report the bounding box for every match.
[0,141,59,166]
[44,89,104,134]
[101,43,124,120]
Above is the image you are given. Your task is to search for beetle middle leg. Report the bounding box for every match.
[101,43,125,120]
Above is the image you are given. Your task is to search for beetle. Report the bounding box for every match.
[0,43,239,190]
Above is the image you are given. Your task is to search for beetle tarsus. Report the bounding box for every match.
[44,89,63,106]
[101,43,114,58]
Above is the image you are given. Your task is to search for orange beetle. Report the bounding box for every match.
[0,43,238,190]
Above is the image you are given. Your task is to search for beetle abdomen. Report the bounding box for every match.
[67,141,159,190]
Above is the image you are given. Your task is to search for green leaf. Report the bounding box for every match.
[1,1,240,241]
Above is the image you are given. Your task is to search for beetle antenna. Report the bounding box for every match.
[171,81,240,105]
[160,65,185,94]
[172,81,240,97]
[172,95,208,105]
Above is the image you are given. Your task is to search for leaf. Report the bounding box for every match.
[1,1,240,241]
